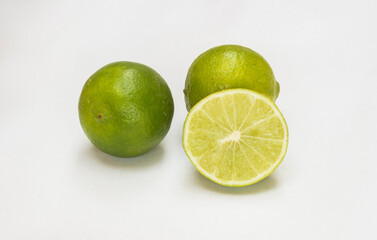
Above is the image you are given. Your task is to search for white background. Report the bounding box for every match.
[1,0,376,239]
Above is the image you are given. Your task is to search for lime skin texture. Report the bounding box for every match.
[79,61,174,158]
[184,44,280,111]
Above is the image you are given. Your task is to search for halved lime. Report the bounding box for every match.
[182,89,288,187]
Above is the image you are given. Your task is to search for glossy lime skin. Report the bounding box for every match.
[79,61,174,157]
[184,45,279,110]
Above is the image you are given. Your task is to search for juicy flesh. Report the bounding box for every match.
[186,92,286,183]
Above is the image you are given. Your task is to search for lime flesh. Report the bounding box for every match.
[183,89,288,187]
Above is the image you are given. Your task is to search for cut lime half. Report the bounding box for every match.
[182,89,288,187]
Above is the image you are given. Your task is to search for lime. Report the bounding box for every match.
[79,61,174,157]
[182,89,288,187]
[184,44,279,110]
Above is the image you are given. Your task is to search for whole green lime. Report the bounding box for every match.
[184,44,279,110]
[79,61,174,157]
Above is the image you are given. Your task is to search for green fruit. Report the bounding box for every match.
[182,89,288,187]
[184,44,280,110]
[78,61,174,157]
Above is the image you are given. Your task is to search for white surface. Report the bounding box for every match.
[1,0,376,239]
